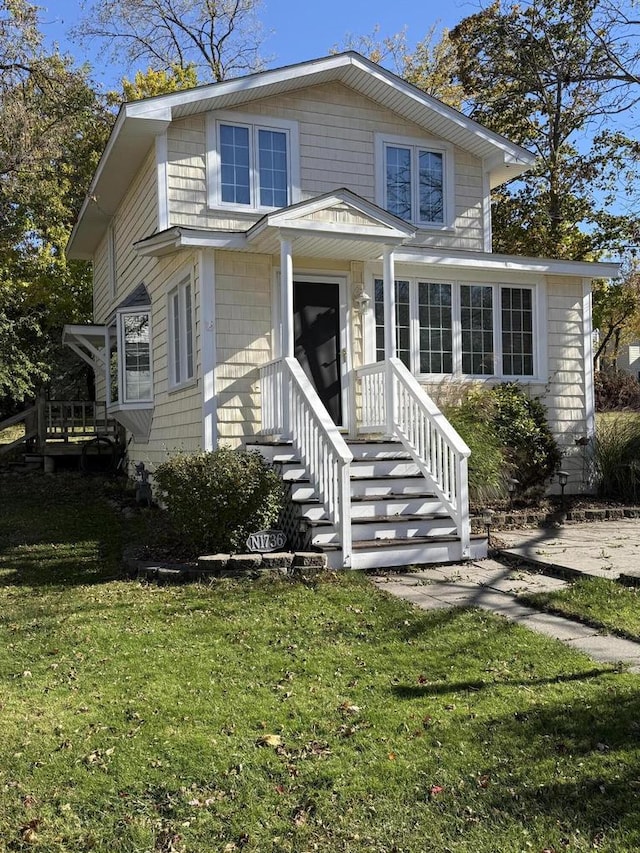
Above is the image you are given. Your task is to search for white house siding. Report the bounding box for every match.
[166,82,486,251]
[541,277,592,491]
[214,251,273,446]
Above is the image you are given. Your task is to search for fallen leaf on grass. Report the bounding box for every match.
[256,734,283,748]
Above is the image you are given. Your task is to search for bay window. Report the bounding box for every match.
[374,279,536,379]
[117,310,152,403]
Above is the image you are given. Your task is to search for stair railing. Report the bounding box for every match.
[357,358,471,556]
[260,357,353,567]
[0,406,38,455]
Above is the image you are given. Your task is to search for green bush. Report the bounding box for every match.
[491,383,562,495]
[594,414,640,501]
[443,383,561,503]
[443,389,507,504]
[154,448,284,554]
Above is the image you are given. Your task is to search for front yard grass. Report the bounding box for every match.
[522,576,640,643]
[1,474,640,852]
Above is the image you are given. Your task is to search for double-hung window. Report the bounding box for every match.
[374,279,537,378]
[168,273,195,388]
[116,309,152,403]
[208,112,298,211]
[376,134,452,227]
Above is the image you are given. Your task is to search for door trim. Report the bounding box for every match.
[273,270,352,432]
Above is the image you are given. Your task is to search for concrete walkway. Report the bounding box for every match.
[372,523,640,673]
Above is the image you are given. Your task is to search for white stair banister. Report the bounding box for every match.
[260,357,353,567]
[355,357,471,557]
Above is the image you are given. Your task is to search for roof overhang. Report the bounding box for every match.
[68,51,535,260]
[392,247,621,280]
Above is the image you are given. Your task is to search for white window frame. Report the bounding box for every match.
[168,269,196,391]
[115,307,153,405]
[375,133,455,230]
[367,275,544,381]
[206,110,300,212]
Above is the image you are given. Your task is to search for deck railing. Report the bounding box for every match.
[260,357,353,567]
[356,358,471,556]
[0,399,115,455]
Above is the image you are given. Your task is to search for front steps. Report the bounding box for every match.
[247,438,487,570]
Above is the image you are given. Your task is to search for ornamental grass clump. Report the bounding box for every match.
[154,448,284,554]
[593,414,640,501]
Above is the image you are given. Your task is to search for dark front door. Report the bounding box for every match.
[293,281,342,425]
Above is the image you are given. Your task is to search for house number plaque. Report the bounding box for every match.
[246,529,287,553]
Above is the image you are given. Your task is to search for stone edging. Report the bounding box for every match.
[124,550,328,582]
[471,505,640,532]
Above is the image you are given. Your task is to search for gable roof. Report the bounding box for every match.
[68,52,536,259]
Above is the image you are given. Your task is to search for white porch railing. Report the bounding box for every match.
[260,357,354,567]
[357,358,471,556]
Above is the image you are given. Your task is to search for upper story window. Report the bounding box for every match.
[207,111,299,212]
[374,279,538,379]
[376,134,454,229]
[168,272,195,389]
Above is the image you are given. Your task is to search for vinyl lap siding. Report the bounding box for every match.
[166,82,486,250]
[215,251,272,447]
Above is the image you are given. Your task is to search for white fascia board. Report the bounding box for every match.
[134,228,246,256]
[392,247,621,279]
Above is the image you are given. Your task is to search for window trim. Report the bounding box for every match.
[206,110,300,212]
[168,268,197,392]
[375,132,455,230]
[368,274,543,381]
[115,307,153,405]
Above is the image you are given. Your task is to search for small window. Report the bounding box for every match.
[169,275,195,388]
[119,311,152,403]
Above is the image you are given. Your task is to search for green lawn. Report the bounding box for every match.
[522,576,640,642]
[1,474,640,852]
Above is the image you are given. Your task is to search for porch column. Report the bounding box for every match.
[104,328,111,408]
[280,236,294,358]
[280,235,294,437]
[383,247,396,434]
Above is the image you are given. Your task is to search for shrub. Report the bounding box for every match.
[154,448,284,554]
[593,414,640,501]
[443,388,508,504]
[442,382,561,503]
[490,383,562,495]
[594,370,640,412]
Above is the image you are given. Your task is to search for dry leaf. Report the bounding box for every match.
[256,734,282,748]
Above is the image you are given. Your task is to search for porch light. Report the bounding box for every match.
[353,286,371,315]
[507,477,519,508]
[482,508,495,547]
[558,470,569,509]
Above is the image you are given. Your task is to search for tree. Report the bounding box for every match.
[0,1,112,413]
[449,0,640,259]
[593,264,640,366]
[334,24,464,108]
[73,0,267,83]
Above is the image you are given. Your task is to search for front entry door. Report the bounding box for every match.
[293,281,342,426]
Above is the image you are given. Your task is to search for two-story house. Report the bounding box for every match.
[63,52,618,569]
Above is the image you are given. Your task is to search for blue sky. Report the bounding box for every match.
[41,0,470,87]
